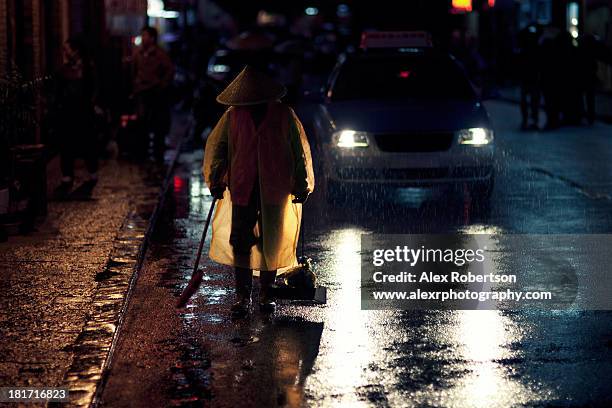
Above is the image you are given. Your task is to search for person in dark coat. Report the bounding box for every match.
[539,28,563,130]
[517,24,542,130]
[578,34,612,125]
[132,26,175,160]
[558,31,584,125]
[579,34,599,125]
[54,38,98,197]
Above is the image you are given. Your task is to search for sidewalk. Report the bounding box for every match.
[0,112,190,407]
[497,86,612,123]
[484,100,612,202]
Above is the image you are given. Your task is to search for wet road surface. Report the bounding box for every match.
[100,101,612,407]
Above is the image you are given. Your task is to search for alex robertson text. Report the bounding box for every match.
[372,271,517,284]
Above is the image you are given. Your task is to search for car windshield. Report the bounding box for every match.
[330,54,475,100]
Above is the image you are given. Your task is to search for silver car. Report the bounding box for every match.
[311,46,495,204]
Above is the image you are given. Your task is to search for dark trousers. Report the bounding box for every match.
[230,181,276,286]
[59,117,98,178]
[230,183,277,294]
[542,85,560,128]
[135,88,171,157]
[230,184,261,266]
[520,82,540,126]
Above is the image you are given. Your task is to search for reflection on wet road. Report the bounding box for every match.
[101,101,612,407]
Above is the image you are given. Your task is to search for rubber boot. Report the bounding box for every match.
[230,267,252,318]
[259,270,277,313]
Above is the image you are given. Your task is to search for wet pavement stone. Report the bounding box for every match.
[59,211,154,408]
[0,113,190,407]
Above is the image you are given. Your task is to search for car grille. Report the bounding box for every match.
[374,132,455,152]
[382,168,449,179]
[452,166,493,178]
[337,167,448,180]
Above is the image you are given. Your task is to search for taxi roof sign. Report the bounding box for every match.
[360,31,433,49]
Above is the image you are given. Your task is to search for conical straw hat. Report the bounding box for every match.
[216,66,287,106]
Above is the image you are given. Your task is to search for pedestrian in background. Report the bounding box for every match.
[54,37,99,198]
[540,27,562,130]
[579,34,600,125]
[558,31,584,125]
[578,34,612,125]
[517,24,541,130]
[132,26,174,160]
[539,27,563,130]
[203,66,315,318]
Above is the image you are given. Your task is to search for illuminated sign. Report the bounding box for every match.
[451,0,472,13]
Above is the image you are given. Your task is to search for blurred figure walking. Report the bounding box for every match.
[558,32,584,125]
[578,34,612,125]
[517,25,541,130]
[539,27,562,130]
[132,26,174,160]
[579,34,600,125]
[54,37,99,198]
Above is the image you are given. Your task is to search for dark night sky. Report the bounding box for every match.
[213,0,455,32]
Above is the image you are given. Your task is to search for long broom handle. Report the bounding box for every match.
[192,198,216,274]
[301,210,305,258]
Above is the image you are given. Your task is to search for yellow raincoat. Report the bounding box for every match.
[203,102,314,273]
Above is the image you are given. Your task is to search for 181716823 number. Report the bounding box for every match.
[0,387,69,402]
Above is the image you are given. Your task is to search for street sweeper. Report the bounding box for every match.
[202,66,315,317]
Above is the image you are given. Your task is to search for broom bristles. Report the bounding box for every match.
[176,269,204,308]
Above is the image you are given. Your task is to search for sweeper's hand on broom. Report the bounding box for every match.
[292,190,309,204]
[210,186,225,200]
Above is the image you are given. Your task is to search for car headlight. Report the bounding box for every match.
[333,130,370,148]
[458,128,494,145]
[211,64,230,73]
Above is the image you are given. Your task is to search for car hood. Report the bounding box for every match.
[323,99,489,133]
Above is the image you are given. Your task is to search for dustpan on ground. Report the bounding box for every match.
[270,219,327,304]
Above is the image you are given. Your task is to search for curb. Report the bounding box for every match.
[53,119,190,408]
[92,129,188,407]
